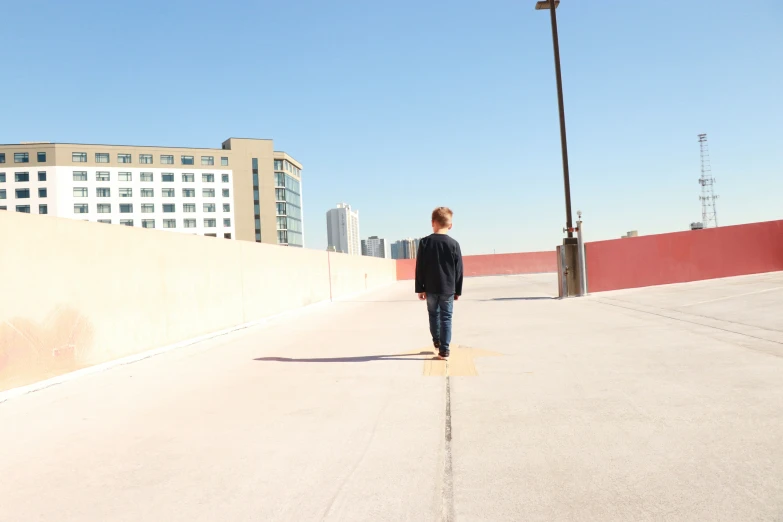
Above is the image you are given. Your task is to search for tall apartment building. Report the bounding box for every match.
[391,238,420,260]
[326,203,360,255]
[361,236,390,258]
[0,138,303,246]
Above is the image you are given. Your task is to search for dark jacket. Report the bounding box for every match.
[414,234,464,296]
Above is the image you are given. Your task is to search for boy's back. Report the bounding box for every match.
[415,234,463,296]
[415,207,463,360]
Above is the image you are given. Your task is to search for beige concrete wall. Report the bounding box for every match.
[0,212,396,391]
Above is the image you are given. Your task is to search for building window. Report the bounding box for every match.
[162,173,174,182]
[14,152,29,163]
[73,171,87,181]
[221,157,229,166]
[276,202,285,215]
[221,174,229,183]
[141,172,153,182]
[120,204,133,213]
[96,188,111,197]
[142,219,155,229]
[37,152,47,162]
[74,204,88,214]
[163,219,176,229]
[72,152,87,162]
[201,156,214,166]
[38,171,46,181]
[141,204,154,213]
[95,153,110,163]
[255,232,261,241]
[141,188,154,197]
[277,230,288,244]
[160,155,174,165]
[203,188,215,197]
[276,216,287,229]
[119,172,132,181]
[0,206,5,210]
[162,188,175,197]
[184,219,196,228]
[98,219,111,224]
[223,203,230,212]
[202,173,214,182]
[15,172,30,182]
[275,172,285,187]
[183,203,196,212]
[98,204,111,213]
[0,173,4,182]
[119,188,133,197]
[120,219,134,226]
[275,188,286,201]
[181,155,194,165]
[0,153,5,163]
[163,204,175,213]
[16,205,31,213]
[0,189,5,199]
[223,218,231,227]
[204,218,216,228]
[73,187,88,197]
[222,189,230,197]
[203,203,215,213]
[139,154,153,164]
[118,154,131,164]
[38,187,47,197]
[274,160,283,171]
[16,188,30,199]
[39,204,48,214]
[96,171,110,181]
[182,173,194,182]
[183,189,195,198]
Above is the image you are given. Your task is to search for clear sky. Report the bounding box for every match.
[2,0,781,254]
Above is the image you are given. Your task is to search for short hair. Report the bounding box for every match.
[431,207,453,227]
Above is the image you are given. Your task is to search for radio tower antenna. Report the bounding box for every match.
[698,134,719,227]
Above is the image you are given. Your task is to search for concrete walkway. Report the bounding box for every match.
[2,273,783,521]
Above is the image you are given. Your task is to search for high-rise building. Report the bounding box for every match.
[0,138,303,246]
[391,238,419,259]
[326,203,360,255]
[361,236,389,258]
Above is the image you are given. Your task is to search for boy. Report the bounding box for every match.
[415,207,464,360]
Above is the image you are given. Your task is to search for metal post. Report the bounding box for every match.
[547,2,574,239]
[576,212,588,295]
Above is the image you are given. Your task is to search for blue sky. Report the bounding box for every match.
[2,0,781,254]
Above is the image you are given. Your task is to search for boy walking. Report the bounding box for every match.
[415,207,464,360]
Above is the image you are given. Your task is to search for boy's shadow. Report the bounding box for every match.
[254,351,440,363]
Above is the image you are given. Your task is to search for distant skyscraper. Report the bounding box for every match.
[362,236,389,258]
[326,203,360,255]
[391,238,419,259]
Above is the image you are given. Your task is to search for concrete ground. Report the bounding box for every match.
[2,272,783,521]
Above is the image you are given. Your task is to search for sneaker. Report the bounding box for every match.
[438,351,449,359]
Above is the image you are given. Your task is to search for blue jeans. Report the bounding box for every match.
[427,294,454,356]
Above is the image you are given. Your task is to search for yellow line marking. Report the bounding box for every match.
[420,344,502,377]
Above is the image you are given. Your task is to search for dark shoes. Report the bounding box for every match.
[433,340,441,350]
[434,340,448,359]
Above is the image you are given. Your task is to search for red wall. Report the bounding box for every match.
[585,220,783,292]
[396,251,557,280]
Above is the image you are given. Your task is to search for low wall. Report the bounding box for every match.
[0,212,397,391]
[396,251,557,280]
[585,220,783,292]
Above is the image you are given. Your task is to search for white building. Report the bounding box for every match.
[361,236,390,258]
[326,203,360,255]
[0,140,303,244]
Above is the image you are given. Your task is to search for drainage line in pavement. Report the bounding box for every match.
[442,369,455,522]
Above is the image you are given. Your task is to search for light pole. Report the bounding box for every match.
[535,0,574,242]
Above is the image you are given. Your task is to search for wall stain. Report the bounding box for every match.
[0,306,94,392]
